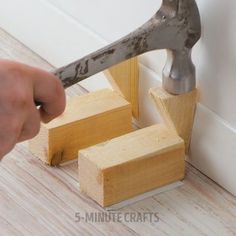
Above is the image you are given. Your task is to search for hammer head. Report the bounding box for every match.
[151,0,201,94]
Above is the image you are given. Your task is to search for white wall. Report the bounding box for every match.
[0,0,235,195]
[195,0,236,128]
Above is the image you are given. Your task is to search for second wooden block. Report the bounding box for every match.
[29,89,132,165]
[79,124,185,207]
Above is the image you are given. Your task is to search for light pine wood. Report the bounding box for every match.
[79,124,185,207]
[1,28,236,236]
[105,57,139,118]
[29,89,132,165]
[150,87,198,153]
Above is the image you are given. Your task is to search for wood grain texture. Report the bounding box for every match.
[0,28,236,236]
[105,57,139,118]
[29,89,132,165]
[150,87,198,153]
[79,124,185,207]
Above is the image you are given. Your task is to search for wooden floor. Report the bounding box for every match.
[0,28,236,236]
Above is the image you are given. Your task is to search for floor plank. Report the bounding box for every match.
[0,28,236,236]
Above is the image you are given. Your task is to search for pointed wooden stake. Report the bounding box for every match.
[105,57,139,118]
[149,87,198,154]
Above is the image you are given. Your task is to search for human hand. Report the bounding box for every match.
[0,60,65,159]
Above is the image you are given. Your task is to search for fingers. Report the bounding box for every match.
[29,67,66,123]
[0,98,40,158]
[0,109,41,158]
[0,115,23,159]
[0,60,66,159]
[0,60,66,123]
[18,103,41,142]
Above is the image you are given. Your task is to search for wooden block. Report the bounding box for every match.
[105,57,139,118]
[149,87,198,153]
[29,89,132,166]
[79,124,185,207]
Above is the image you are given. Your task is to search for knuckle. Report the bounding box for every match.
[8,66,24,80]
[51,80,66,116]
[0,61,23,79]
[9,89,30,109]
[53,79,65,100]
[2,64,31,109]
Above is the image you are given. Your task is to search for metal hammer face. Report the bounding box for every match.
[55,0,201,95]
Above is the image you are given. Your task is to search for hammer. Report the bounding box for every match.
[53,0,201,95]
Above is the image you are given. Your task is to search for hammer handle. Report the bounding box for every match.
[34,26,148,107]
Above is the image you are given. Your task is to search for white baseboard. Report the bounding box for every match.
[0,0,235,196]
